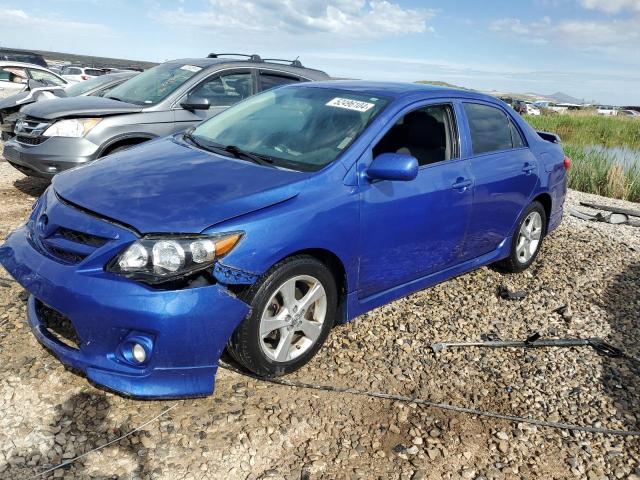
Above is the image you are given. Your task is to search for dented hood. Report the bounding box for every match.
[20,96,142,120]
[53,137,309,234]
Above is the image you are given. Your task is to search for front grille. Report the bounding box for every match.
[16,135,46,146]
[36,300,81,350]
[57,227,109,248]
[46,246,87,264]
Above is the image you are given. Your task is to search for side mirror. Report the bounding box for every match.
[367,153,419,182]
[181,94,210,111]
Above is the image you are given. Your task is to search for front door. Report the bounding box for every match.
[358,102,474,298]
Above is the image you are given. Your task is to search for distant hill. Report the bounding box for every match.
[546,91,584,104]
[4,47,157,70]
[415,80,470,90]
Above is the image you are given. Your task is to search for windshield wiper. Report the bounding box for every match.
[222,145,274,167]
[183,131,275,167]
[105,95,123,102]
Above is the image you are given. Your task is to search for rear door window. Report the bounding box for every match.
[63,67,82,75]
[259,71,301,91]
[509,120,525,148]
[463,103,514,155]
[190,72,253,107]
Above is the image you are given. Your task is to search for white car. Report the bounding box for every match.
[60,65,106,82]
[597,105,617,116]
[525,101,541,116]
[0,61,69,95]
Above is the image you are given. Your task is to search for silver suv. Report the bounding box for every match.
[3,54,329,178]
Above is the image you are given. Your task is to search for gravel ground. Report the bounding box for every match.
[1,145,639,480]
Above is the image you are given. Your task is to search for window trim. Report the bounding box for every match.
[257,69,309,92]
[368,100,461,171]
[462,100,530,158]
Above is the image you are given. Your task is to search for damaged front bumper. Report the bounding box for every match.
[0,191,250,399]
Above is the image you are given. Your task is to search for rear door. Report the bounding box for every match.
[174,69,254,128]
[458,101,539,261]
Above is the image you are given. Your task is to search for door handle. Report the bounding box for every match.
[522,162,536,174]
[451,178,472,191]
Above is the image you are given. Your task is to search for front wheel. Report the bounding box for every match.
[226,256,337,377]
[497,201,546,273]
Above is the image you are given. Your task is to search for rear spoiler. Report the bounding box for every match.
[537,131,561,144]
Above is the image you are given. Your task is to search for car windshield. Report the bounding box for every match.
[64,75,116,97]
[105,62,202,105]
[191,86,389,171]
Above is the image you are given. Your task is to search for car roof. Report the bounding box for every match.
[0,60,50,70]
[295,80,499,102]
[165,57,328,78]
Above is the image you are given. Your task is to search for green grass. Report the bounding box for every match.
[525,114,640,150]
[564,145,640,202]
[523,114,640,202]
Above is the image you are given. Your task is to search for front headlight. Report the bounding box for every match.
[107,232,242,284]
[43,118,102,137]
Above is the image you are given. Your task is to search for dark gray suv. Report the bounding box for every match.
[3,54,329,178]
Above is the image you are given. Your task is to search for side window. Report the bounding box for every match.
[260,72,300,91]
[85,68,104,76]
[463,103,513,155]
[372,104,457,167]
[509,120,525,148]
[190,72,252,107]
[28,69,66,86]
[0,67,27,84]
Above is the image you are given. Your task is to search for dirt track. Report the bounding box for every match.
[1,148,639,480]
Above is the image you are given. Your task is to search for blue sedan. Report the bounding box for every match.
[0,81,568,398]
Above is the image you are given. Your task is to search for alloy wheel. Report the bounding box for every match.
[516,211,543,264]
[259,275,327,362]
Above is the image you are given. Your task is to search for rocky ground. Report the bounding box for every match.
[0,145,639,480]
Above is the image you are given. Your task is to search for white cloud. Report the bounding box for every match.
[0,7,112,36]
[579,0,640,13]
[490,15,640,57]
[151,0,435,40]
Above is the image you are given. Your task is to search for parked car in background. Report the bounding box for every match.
[3,53,329,178]
[0,61,68,96]
[60,65,107,82]
[0,81,568,398]
[0,71,138,141]
[597,105,617,116]
[524,101,541,116]
[0,49,47,68]
[619,109,639,118]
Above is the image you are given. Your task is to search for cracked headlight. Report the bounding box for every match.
[43,118,102,137]
[107,233,242,283]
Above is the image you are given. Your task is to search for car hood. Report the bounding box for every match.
[20,96,143,120]
[0,91,31,111]
[52,137,310,234]
[0,88,66,112]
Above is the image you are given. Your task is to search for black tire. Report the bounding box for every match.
[497,201,547,273]
[227,255,337,377]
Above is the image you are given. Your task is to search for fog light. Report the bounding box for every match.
[132,343,147,363]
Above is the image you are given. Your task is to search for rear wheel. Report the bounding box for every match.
[498,201,546,273]
[227,256,337,377]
